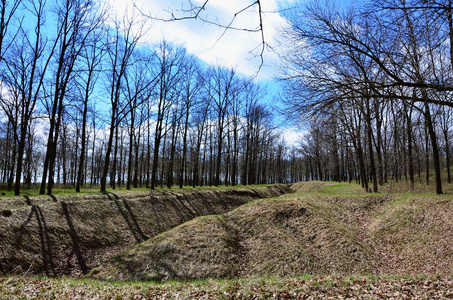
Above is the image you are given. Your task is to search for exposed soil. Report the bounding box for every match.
[0,185,292,277]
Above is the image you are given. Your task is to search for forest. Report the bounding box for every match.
[0,0,303,197]
[1,0,453,196]
[278,0,453,194]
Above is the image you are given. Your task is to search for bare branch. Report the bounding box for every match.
[132,0,267,72]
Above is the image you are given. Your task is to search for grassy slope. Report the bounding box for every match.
[89,181,453,282]
[370,194,453,275]
[87,182,370,281]
[3,181,453,298]
[0,185,292,277]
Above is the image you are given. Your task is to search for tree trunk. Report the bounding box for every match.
[127,115,135,190]
[424,102,442,194]
[444,129,451,183]
[403,101,415,190]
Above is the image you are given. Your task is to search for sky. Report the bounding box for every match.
[104,0,295,79]
[12,0,305,145]
[101,0,304,143]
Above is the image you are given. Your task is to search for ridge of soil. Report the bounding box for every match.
[0,185,292,277]
[89,182,453,282]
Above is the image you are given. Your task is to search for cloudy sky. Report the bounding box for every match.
[104,0,295,79]
[101,0,304,143]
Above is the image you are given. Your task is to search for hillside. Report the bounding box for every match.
[89,181,453,282]
[2,181,453,299]
[0,185,292,277]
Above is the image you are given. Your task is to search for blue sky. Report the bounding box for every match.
[118,0,307,143]
[103,0,304,142]
[14,0,306,144]
[103,0,297,79]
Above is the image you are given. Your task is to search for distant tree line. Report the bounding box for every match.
[278,0,453,194]
[0,0,301,195]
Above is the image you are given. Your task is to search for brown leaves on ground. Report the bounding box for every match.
[2,275,453,299]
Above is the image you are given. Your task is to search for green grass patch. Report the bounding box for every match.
[316,182,366,195]
[0,183,273,198]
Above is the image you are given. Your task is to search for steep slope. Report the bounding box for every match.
[89,194,378,281]
[89,182,453,282]
[0,185,292,277]
[369,195,453,275]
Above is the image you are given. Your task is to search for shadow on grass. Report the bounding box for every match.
[105,192,148,243]
[61,201,88,274]
[17,196,56,276]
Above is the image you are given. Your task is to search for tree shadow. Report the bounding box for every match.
[23,196,32,206]
[181,193,202,216]
[169,192,197,219]
[60,201,88,274]
[196,192,220,215]
[105,192,148,243]
[17,196,56,276]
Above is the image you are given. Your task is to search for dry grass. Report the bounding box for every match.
[0,185,291,277]
[369,194,453,275]
[3,181,453,298]
[89,186,378,282]
[290,181,336,193]
[89,215,240,282]
[89,181,453,283]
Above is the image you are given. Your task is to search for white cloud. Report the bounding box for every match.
[103,0,291,79]
[280,126,306,147]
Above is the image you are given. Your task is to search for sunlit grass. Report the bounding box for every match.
[315,181,365,195]
[0,183,273,198]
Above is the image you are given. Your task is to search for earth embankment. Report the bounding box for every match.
[0,185,292,277]
[89,181,453,282]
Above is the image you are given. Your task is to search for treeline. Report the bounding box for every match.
[0,0,300,195]
[278,0,453,194]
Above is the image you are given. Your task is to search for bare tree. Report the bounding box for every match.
[439,104,453,183]
[278,0,453,193]
[150,42,187,189]
[179,55,201,188]
[136,0,268,70]
[40,0,102,195]
[0,0,56,195]
[204,66,240,186]
[0,0,22,61]
[123,50,156,190]
[100,11,145,192]
[75,17,105,192]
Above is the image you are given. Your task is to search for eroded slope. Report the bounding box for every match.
[89,194,378,281]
